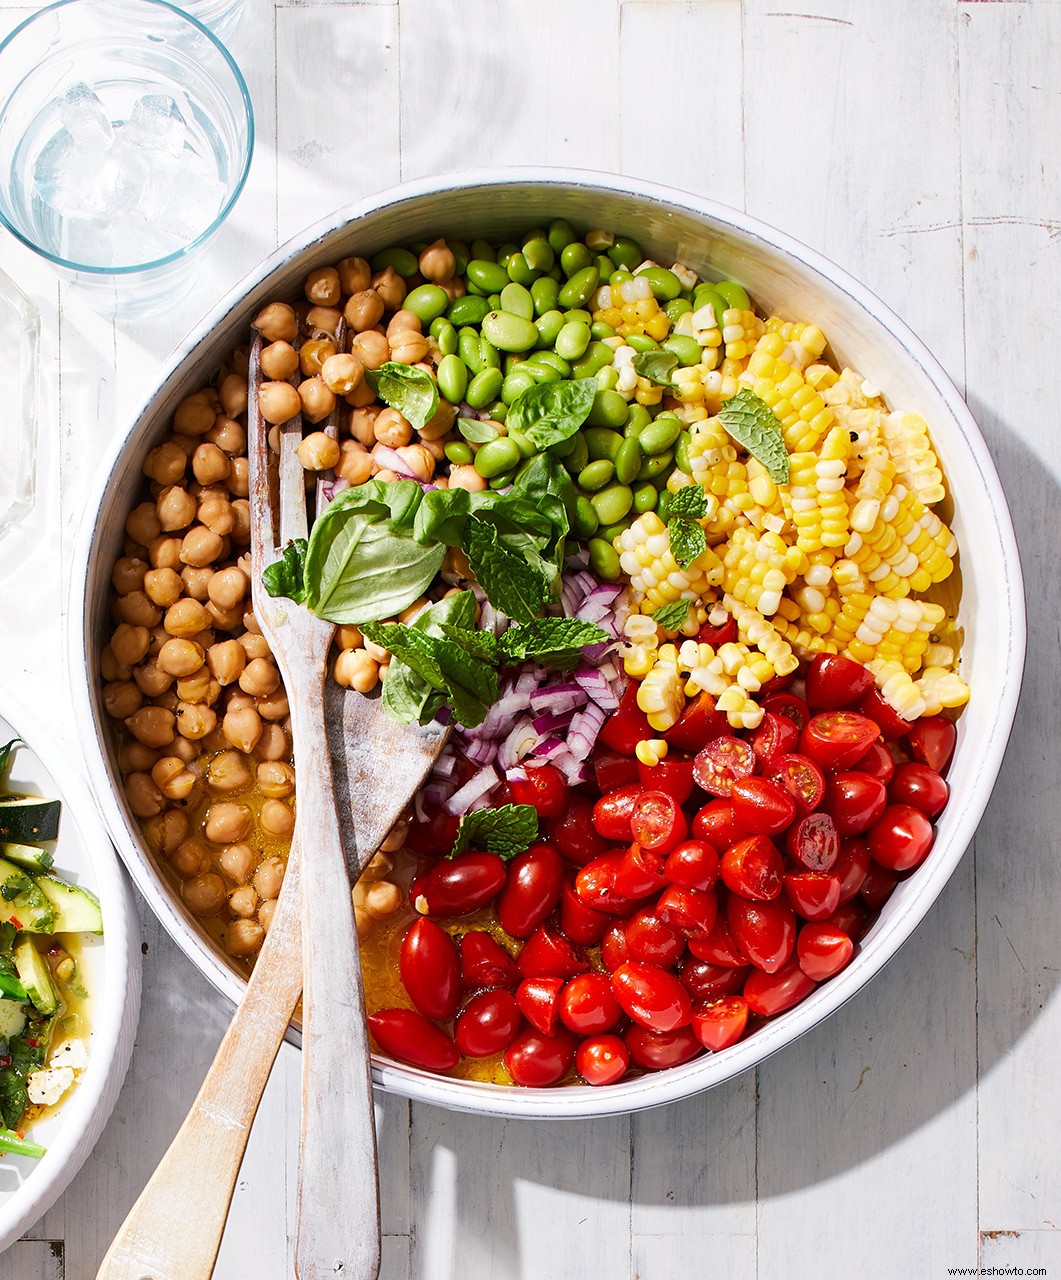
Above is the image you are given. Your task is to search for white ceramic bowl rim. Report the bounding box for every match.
[70,167,1025,1119]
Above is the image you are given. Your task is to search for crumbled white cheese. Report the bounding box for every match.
[26,1067,75,1107]
[49,1039,88,1072]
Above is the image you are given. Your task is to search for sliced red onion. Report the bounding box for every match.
[514,668,544,696]
[372,445,418,479]
[532,709,570,736]
[528,686,587,716]
[423,779,455,808]
[530,737,565,759]
[463,736,498,766]
[467,794,494,813]
[498,719,539,772]
[506,766,528,783]
[445,765,500,815]
[431,752,458,779]
[568,703,607,762]
[479,601,509,636]
[574,668,620,711]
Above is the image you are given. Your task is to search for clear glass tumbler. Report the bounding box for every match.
[0,0,253,314]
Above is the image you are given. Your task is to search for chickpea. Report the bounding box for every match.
[385,309,422,339]
[227,918,265,956]
[176,669,220,705]
[205,751,251,795]
[228,457,250,499]
[257,760,295,799]
[448,463,488,493]
[364,880,401,919]
[334,441,372,486]
[110,622,149,668]
[112,556,147,596]
[206,638,246,686]
[438,276,466,303]
[170,735,200,763]
[298,379,337,425]
[388,331,430,365]
[170,837,210,877]
[362,635,390,664]
[125,771,164,818]
[417,399,458,442]
[380,819,409,853]
[297,430,340,471]
[373,408,413,448]
[256,690,289,722]
[260,340,299,381]
[133,659,173,699]
[204,568,246,612]
[343,289,385,333]
[306,305,342,335]
[237,657,279,698]
[348,407,378,448]
[192,442,231,487]
[104,681,142,719]
[257,898,277,934]
[173,392,217,437]
[144,807,188,857]
[198,495,235,537]
[220,842,256,883]
[259,800,294,840]
[100,645,131,682]
[125,706,175,748]
[229,499,251,543]
[119,740,158,772]
[254,856,286,899]
[204,802,253,845]
[126,501,163,546]
[253,301,298,343]
[304,265,341,307]
[419,239,455,282]
[259,381,302,426]
[331,647,378,693]
[337,256,371,294]
[252,723,288,761]
[150,535,183,571]
[223,705,262,753]
[238,630,271,661]
[207,415,246,457]
[156,485,196,533]
[353,904,371,939]
[143,567,184,608]
[229,885,260,919]
[151,756,197,801]
[165,598,211,638]
[362,852,394,883]
[180,526,224,568]
[371,265,406,310]
[176,702,217,741]
[180,566,216,602]
[349,330,389,373]
[333,626,361,651]
[299,338,336,378]
[158,638,205,678]
[117,591,161,630]
[144,441,188,486]
[218,374,248,419]
[394,444,434,482]
[183,873,228,917]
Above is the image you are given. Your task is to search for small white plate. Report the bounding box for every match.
[0,690,140,1255]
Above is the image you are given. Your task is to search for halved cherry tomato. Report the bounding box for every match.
[411,852,507,917]
[805,653,874,710]
[455,989,523,1057]
[692,800,744,848]
[497,841,565,938]
[693,737,756,798]
[824,773,887,836]
[547,793,611,866]
[630,791,688,855]
[692,995,749,1051]
[404,809,460,857]
[858,740,896,786]
[783,871,842,921]
[833,837,871,904]
[761,692,810,731]
[664,839,720,892]
[600,920,630,972]
[597,683,654,755]
[868,804,935,871]
[515,976,564,1036]
[591,784,643,842]
[592,744,641,795]
[906,715,957,775]
[727,897,797,974]
[687,913,750,967]
[506,762,569,818]
[720,835,784,901]
[625,906,686,967]
[559,972,622,1035]
[751,712,800,768]
[576,1034,631,1086]
[399,918,461,1019]
[559,878,611,945]
[517,923,590,979]
[765,753,825,813]
[611,961,693,1032]
[678,959,749,1003]
[459,931,519,990]
[889,762,949,819]
[613,842,669,900]
[797,923,855,981]
[625,1024,702,1070]
[662,690,730,752]
[785,811,839,872]
[743,958,817,1016]
[697,615,738,647]
[857,688,915,740]
[369,1009,460,1072]
[577,851,640,914]
[505,1027,578,1087]
[656,885,719,938]
[858,862,902,908]
[800,711,879,771]
[638,756,695,804]
[730,776,798,836]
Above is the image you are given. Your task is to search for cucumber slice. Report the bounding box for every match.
[0,797,61,844]
[13,939,58,1016]
[34,877,102,935]
[0,858,55,933]
[2,843,54,874]
[0,999,26,1041]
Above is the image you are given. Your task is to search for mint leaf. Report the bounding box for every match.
[380,592,477,725]
[360,623,447,688]
[651,598,692,632]
[463,516,550,624]
[658,484,707,523]
[365,362,439,432]
[439,626,500,664]
[632,349,679,388]
[717,387,790,483]
[457,417,500,444]
[498,617,609,663]
[363,616,496,728]
[668,516,707,568]
[506,377,597,450]
[449,804,539,859]
[262,538,308,604]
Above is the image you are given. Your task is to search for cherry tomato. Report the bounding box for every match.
[611,961,693,1032]
[515,976,564,1036]
[785,811,839,872]
[592,744,641,794]
[805,653,874,710]
[797,923,855,981]
[638,756,695,804]
[404,809,460,857]
[727,897,797,974]
[692,800,744,848]
[889,762,949,819]
[497,841,565,938]
[857,688,915,740]
[597,683,654,755]
[625,1024,702,1070]
[692,995,749,1051]
[600,920,630,972]
[743,959,817,1016]
[459,931,519,990]
[547,793,611,866]
[751,712,800,768]
[824,772,888,836]
[800,711,879,771]
[576,1034,631,1086]
[504,1027,577,1087]
[783,871,842,921]
[766,753,826,813]
[630,791,689,855]
[834,837,871,904]
[591,784,643,842]
[559,972,622,1035]
[761,692,810,731]
[664,839,720,892]
[455,989,523,1057]
[868,803,934,871]
[828,900,867,940]
[663,691,730,752]
[369,1009,460,1072]
[411,853,507,917]
[517,923,590,979]
[656,884,719,938]
[613,842,669,900]
[859,862,902,908]
[625,905,686,967]
[906,714,957,775]
[576,852,638,915]
[559,878,611,946]
[687,913,750,967]
[720,835,784,901]
[697,615,738,647]
[730,776,798,836]
[855,740,894,786]
[506,763,569,818]
[693,737,756,798]
[399,918,461,1020]
[678,958,749,1003]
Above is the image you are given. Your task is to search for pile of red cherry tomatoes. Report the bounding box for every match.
[368,653,957,1087]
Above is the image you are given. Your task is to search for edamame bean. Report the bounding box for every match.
[558,266,599,309]
[573,496,599,539]
[715,280,751,310]
[466,367,504,409]
[614,436,643,485]
[535,309,565,348]
[588,538,622,582]
[625,404,652,436]
[371,246,418,277]
[451,242,469,275]
[563,308,592,327]
[466,259,510,295]
[445,441,473,465]
[497,243,519,267]
[587,389,630,429]
[502,368,536,404]
[480,336,501,370]
[586,229,614,251]
[470,239,495,263]
[591,483,634,526]
[448,295,491,326]
[599,519,632,543]
[533,349,572,377]
[584,427,623,461]
[636,265,682,302]
[487,293,502,310]
[507,253,539,287]
[608,237,642,270]
[519,359,561,384]
[523,238,555,273]
[482,310,539,353]
[487,473,513,490]
[591,321,617,340]
[459,328,485,374]
[499,282,534,320]
[488,401,508,422]
[572,341,617,378]
[431,318,458,356]
[475,436,522,478]
[594,254,612,281]
[636,449,673,482]
[507,428,537,459]
[531,277,560,316]
[633,482,658,514]
[626,333,659,353]
[437,353,469,404]
[692,284,726,327]
[404,283,449,324]
[555,321,591,361]
[609,269,634,286]
[560,242,592,277]
[550,435,577,458]
[597,367,619,391]
[640,413,682,455]
[665,298,693,324]
[548,220,576,253]
[578,459,615,492]
[663,334,701,366]
[675,431,693,474]
[561,433,589,474]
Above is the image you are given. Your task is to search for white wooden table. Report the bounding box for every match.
[0,0,1055,1276]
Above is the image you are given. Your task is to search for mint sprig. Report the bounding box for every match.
[718,387,790,483]
[449,804,539,859]
[651,599,693,632]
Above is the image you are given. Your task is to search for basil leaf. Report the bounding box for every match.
[658,484,707,523]
[457,417,500,444]
[651,598,692,632]
[632,349,679,388]
[717,387,790,483]
[440,626,500,664]
[498,617,610,663]
[365,362,440,433]
[449,804,539,859]
[668,516,708,569]
[506,377,597,450]
[262,538,308,604]
[462,516,550,624]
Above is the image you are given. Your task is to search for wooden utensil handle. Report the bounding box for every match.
[95,849,305,1280]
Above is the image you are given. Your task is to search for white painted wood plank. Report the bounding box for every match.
[957,0,1061,1237]
[981,1230,1061,1274]
[619,1,744,209]
[381,1233,411,1280]
[1,1240,63,1280]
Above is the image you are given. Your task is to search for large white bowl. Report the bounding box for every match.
[69,169,1024,1119]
